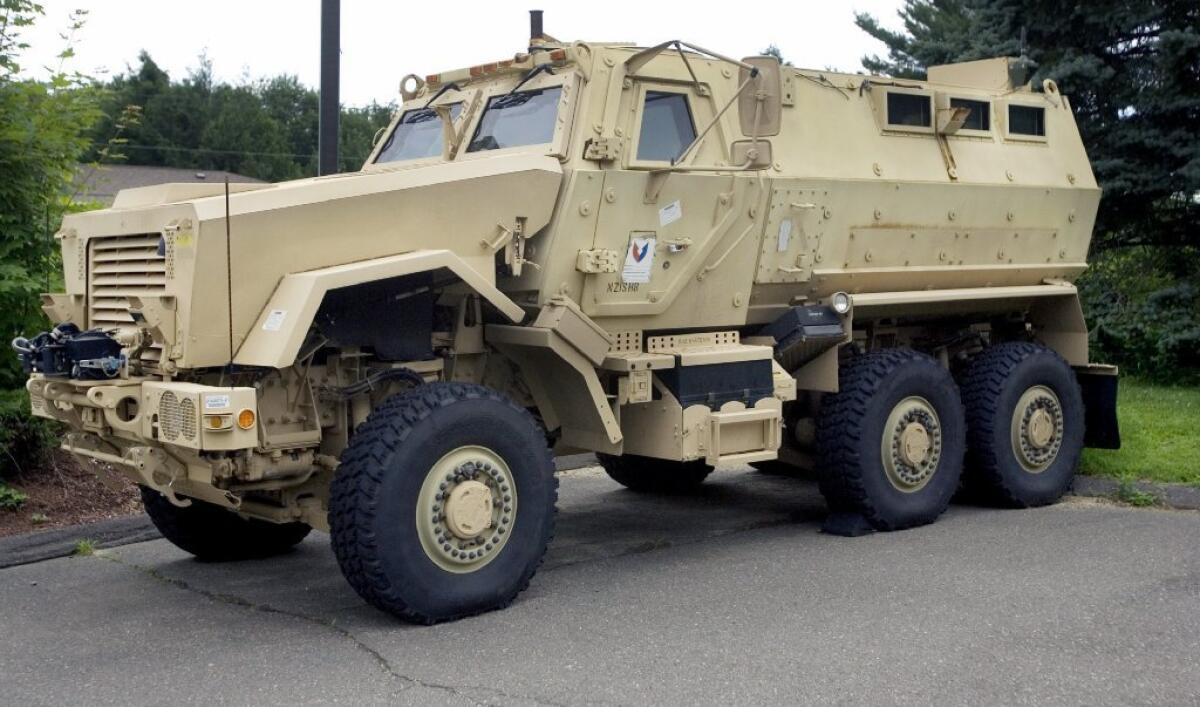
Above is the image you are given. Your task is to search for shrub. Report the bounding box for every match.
[0,482,28,510]
[1078,246,1200,382]
[0,389,59,480]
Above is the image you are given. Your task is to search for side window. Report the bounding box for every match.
[1008,104,1046,136]
[950,98,990,131]
[636,91,696,162]
[375,103,463,163]
[886,92,932,128]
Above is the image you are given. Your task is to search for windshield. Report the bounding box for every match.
[467,87,562,153]
[375,103,463,163]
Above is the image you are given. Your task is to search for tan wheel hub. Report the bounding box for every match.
[444,480,494,539]
[1011,385,1064,473]
[415,446,517,573]
[881,396,943,493]
[899,422,931,466]
[1028,409,1054,449]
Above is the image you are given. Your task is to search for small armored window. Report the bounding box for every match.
[375,103,463,163]
[1008,104,1046,136]
[886,92,932,128]
[950,98,990,131]
[636,91,696,162]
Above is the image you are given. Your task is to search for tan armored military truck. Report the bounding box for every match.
[16,16,1118,623]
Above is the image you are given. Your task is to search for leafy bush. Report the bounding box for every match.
[1078,246,1200,382]
[0,389,58,480]
[0,482,28,510]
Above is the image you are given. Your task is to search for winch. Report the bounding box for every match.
[12,323,125,380]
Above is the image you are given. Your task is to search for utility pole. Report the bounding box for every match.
[318,0,340,175]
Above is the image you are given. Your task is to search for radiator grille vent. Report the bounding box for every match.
[88,234,166,329]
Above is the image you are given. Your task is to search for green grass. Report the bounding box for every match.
[1080,379,1200,485]
[72,539,96,557]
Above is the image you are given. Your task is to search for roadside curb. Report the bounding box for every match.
[1070,475,1200,510]
[0,515,159,569]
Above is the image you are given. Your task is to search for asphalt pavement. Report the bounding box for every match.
[2,465,1198,705]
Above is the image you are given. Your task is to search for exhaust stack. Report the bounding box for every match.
[529,9,544,42]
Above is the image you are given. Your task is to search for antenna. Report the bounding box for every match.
[224,176,235,368]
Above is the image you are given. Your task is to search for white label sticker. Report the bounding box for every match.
[658,200,682,227]
[777,219,793,252]
[204,394,231,410]
[262,309,287,331]
[621,236,656,284]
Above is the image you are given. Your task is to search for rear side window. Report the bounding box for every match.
[375,103,463,163]
[1008,104,1046,136]
[950,98,990,131]
[636,91,696,162]
[886,92,932,127]
[467,87,563,152]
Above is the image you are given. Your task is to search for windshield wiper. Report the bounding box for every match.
[506,65,554,96]
[423,81,461,108]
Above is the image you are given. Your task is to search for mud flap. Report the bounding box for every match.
[1076,365,1120,449]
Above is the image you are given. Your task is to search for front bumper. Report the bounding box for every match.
[27,376,259,452]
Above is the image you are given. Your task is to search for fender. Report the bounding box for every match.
[849,283,1089,366]
[234,249,525,368]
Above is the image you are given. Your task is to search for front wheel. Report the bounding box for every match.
[329,382,557,624]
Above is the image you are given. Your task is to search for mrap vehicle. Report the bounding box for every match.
[15,13,1118,623]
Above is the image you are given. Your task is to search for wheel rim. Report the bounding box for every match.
[881,396,943,493]
[1010,385,1064,473]
[416,445,517,574]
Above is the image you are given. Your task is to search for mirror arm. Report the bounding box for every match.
[672,70,758,167]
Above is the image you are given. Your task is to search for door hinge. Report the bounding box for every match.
[576,248,620,274]
[584,137,622,162]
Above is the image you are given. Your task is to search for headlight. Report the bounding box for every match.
[831,291,852,315]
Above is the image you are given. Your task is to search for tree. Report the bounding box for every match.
[87,53,396,182]
[0,1,103,387]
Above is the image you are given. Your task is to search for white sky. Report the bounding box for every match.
[20,1,905,107]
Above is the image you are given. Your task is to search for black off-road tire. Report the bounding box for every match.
[596,453,713,494]
[140,487,311,561]
[328,382,557,624]
[816,349,966,531]
[960,342,1084,507]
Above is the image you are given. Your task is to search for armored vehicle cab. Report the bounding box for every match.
[16,14,1118,622]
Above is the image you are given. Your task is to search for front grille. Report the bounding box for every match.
[88,234,166,328]
[88,234,167,369]
[158,391,197,443]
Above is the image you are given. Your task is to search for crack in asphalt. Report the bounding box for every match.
[96,552,569,707]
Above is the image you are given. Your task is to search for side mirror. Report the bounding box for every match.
[739,56,783,137]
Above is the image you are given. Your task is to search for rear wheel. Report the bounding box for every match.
[329,382,557,624]
[960,342,1084,507]
[140,487,311,561]
[816,349,966,531]
[596,453,713,494]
